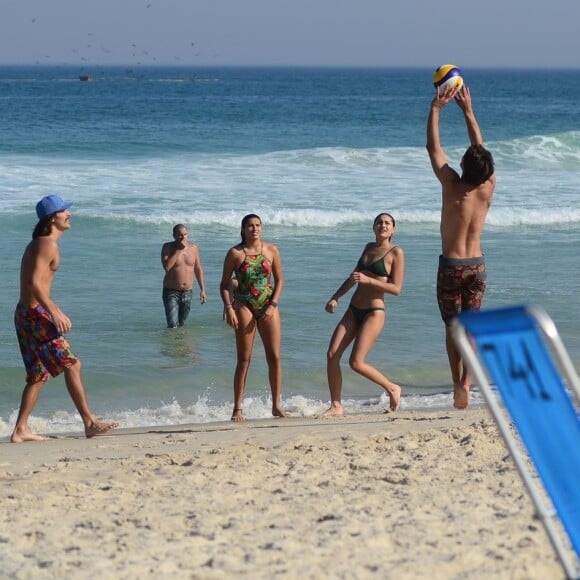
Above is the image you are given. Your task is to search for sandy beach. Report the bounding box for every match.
[0,408,568,579]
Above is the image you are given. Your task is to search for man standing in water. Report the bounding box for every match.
[11,195,119,442]
[161,224,206,328]
[426,86,495,409]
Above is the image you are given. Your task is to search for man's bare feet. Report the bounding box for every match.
[10,427,52,443]
[453,383,470,410]
[85,420,119,438]
[385,384,402,412]
[322,403,344,417]
[231,408,245,422]
[272,405,288,418]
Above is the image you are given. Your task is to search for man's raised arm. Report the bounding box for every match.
[455,86,483,146]
[426,87,459,184]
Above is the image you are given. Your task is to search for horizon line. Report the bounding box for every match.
[1,63,580,71]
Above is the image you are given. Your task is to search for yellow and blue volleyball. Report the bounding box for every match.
[432,64,464,92]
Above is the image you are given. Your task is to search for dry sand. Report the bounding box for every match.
[0,408,569,579]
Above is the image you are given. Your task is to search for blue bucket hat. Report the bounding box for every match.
[36,195,72,220]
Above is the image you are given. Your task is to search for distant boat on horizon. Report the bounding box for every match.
[78,75,93,82]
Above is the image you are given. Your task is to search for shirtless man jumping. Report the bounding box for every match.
[11,195,119,442]
[161,224,206,328]
[426,86,496,410]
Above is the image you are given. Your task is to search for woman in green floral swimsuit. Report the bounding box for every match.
[220,214,287,422]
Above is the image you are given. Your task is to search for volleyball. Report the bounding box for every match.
[433,64,464,93]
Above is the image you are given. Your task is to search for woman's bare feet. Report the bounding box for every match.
[386,384,402,412]
[85,420,119,438]
[322,402,344,417]
[231,408,245,422]
[10,427,51,443]
[453,383,470,410]
[272,405,288,418]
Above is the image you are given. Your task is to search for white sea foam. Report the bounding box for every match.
[83,206,580,228]
[491,131,580,168]
[1,390,484,438]
[487,207,580,226]
[1,136,578,227]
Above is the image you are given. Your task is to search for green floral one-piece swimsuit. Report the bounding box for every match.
[235,246,274,319]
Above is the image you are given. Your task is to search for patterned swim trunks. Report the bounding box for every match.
[436,255,487,325]
[14,303,78,384]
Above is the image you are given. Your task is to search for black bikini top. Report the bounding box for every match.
[356,245,397,278]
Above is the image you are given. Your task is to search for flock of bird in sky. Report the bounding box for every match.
[24,2,209,69]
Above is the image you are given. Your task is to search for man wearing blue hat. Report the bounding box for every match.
[11,195,118,442]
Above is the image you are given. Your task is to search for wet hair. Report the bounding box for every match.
[461,144,495,186]
[373,212,396,241]
[373,212,396,228]
[240,213,261,244]
[173,223,187,236]
[32,216,54,239]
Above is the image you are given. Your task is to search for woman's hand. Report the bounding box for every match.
[225,306,238,329]
[350,271,371,285]
[262,303,278,320]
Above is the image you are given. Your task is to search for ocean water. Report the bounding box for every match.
[1,66,579,436]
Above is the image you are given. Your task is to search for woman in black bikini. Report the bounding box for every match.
[323,213,405,416]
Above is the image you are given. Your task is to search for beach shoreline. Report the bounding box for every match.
[0,408,566,578]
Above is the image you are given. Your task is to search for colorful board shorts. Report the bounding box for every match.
[437,255,487,325]
[14,303,78,384]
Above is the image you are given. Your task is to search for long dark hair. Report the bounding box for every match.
[240,213,261,245]
[32,216,53,239]
[373,212,396,228]
[373,212,396,242]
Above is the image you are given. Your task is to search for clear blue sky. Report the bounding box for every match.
[1,0,578,68]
